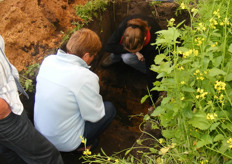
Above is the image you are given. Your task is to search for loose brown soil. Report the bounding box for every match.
[0,0,189,163]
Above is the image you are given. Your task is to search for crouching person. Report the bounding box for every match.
[34,28,116,152]
[0,35,64,164]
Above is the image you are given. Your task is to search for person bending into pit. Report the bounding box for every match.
[34,28,116,153]
[102,14,162,108]
[0,35,64,164]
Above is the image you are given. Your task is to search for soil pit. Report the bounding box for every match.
[0,0,189,163]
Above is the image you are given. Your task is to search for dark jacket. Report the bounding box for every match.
[105,14,162,103]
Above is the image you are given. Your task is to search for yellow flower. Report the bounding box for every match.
[197,23,206,31]
[206,113,217,120]
[168,18,175,27]
[80,136,85,143]
[193,49,198,56]
[224,17,230,25]
[159,138,165,144]
[227,138,232,149]
[197,40,202,46]
[181,97,185,101]
[214,81,226,92]
[180,81,185,85]
[197,88,203,93]
[171,143,177,148]
[191,8,197,13]
[180,3,185,9]
[196,95,200,99]
[156,157,164,164]
[207,101,212,105]
[159,147,170,155]
[107,157,111,161]
[170,18,175,22]
[199,76,204,80]
[83,149,91,155]
[213,9,220,18]
[115,159,119,163]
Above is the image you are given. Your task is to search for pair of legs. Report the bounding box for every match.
[0,110,63,164]
[82,101,116,146]
[110,53,147,74]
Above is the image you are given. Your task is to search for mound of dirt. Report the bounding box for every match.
[0,0,87,71]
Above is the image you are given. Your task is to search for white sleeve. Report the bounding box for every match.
[76,75,105,122]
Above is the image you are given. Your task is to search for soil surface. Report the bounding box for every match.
[0,0,189,163]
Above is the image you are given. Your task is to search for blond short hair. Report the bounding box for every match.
[66,28,102,57]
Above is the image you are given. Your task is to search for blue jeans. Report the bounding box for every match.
[0,110,64,164]
[83,101,116,145]
[110,53,146,74]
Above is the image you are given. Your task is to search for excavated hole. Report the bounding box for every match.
[18,1,190,163]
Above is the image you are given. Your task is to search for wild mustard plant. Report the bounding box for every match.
[142,0,232,163]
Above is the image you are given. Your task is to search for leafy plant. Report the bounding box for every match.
[75,0,109,24]
[19,63,40,93]
[61,0,110,45]
[141,0,232,163]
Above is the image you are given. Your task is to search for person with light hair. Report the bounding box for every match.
[34,28,116,152]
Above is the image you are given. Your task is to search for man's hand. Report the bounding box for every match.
[135,52,144,61]
[0,98,11,119]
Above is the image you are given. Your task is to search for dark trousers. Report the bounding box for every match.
[83,101,116,145]
[0,110,64,164]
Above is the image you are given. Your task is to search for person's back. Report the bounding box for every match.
[34,50,103,151]
[34,28,116,152]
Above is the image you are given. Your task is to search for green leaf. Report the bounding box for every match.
[149,148,157,153]
[210,122,220,132]
[151,106,164,117]
[222,123,232,132]
[25,79,32,91]
[214,134,224,142]
[125,149,132,156]
[136,139,142,145]
[212,56,222,67]
[181,87,195,92]
[208,68,226,77]
[162,129,175,139]
[219,139,229,153]
[141,95,149,104]
[228,44,232,53]
[161,97,171,105]
[155,54,166,64]
[188,111,210,130]
[143,114,150,121]
[225,73,232,82]
[196,134,212,148]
